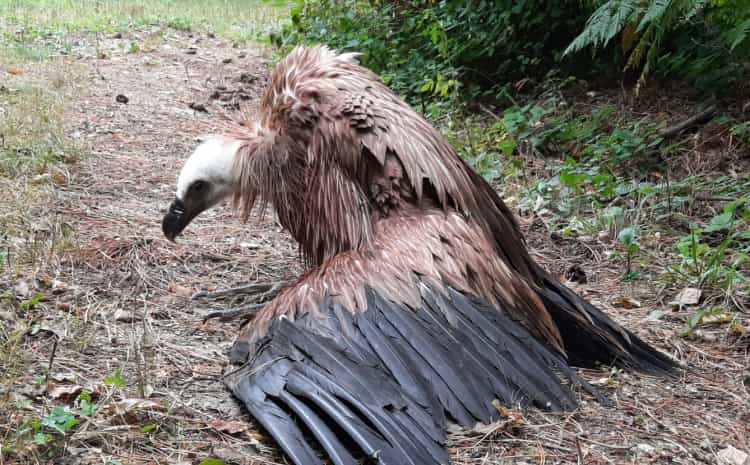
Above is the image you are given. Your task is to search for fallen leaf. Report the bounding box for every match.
[212,446,260,464]
[14,280,31,298]
[670,287,701,308]
[647,310,667,321]
[208,419,250,435]
[701,312,732,325]
[689,329,718,342]
[50,172,67,185]
[87,384,107,397]
[7,67,25,75]
[105,398,163,425]
[47,383,83,400]
[635,443,656,454]
[114,308,141,322]
[168,282,193,297]
[612,296,641,309]
[717,445,749,465]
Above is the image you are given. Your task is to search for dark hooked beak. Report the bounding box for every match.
[162,198,193,242]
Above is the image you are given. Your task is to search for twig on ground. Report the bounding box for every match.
[574,435,584,465]
[202,303,264,323]
[659,104,717,139]
[43,335,59,396]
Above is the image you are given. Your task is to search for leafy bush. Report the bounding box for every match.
[669,198,749,291]
[276,0,749,101]
[275,0,592,106]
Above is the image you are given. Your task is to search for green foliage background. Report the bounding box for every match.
[275,0,750,105]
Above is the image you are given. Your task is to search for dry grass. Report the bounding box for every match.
[0,25,748,465]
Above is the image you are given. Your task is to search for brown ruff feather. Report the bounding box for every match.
[224,45,563,351]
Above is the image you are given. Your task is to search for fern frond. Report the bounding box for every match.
[570,0,717,87]
[637,0,672,32]
[727,18,750,50]
[564,0,641,55]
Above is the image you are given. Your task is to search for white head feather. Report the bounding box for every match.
[176,135,242,200]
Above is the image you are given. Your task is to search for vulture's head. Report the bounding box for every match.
[162,136,242,241]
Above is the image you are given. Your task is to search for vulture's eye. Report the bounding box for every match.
[192,180,206,192]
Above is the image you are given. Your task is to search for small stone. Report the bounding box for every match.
[635,443,656,454]
[717,446,749,465]
[112,32,123,39]
[184,48,197,55]
[114,309,140,323]
[188,102,207,113]
[14,280,31,297]
[564,264,587,284]
[115,94,129,104]
[222,57,232,64]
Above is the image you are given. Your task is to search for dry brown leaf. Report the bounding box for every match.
[208,419,250,435]
[168,282,193,297]
[702,313,732,325]
[47,382,82,400]
[114,308,140,322]
[717,445,749,465]
[612,296,641,309]
[670,287,702,308]
[7,67,25,75]
[621,21,639,53]
[88,383,107,397]
[106,398,164,425]
[50,172,67,184]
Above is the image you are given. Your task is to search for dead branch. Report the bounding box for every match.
[659,104,717,139]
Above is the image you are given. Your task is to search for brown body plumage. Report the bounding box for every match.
[231,46,560,351]
[163,45,677,465]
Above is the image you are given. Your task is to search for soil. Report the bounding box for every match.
[1,29,748,465]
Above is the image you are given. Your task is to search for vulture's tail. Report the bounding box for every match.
[538,273,678,375]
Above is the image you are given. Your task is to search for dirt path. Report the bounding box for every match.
[9,29,747,465]
[46,30,298,465]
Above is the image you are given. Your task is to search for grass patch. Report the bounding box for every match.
[0,0,292,60]
[1,57,81,278]
[0,75,79,176]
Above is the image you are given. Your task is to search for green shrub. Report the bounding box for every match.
[275,0,592,106]
[276,0,749,102]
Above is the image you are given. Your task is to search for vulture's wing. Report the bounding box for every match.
[226,286,597,465]
[225,212,607,465]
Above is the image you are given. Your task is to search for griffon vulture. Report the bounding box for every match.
[161,45,677,465]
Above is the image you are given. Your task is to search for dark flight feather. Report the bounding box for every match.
[226,281,623,465]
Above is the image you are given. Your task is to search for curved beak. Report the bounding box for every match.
[162,198,196,242]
